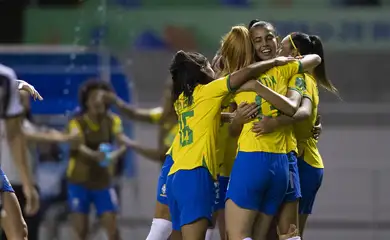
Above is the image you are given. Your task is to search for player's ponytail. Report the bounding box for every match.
[219,25,254,77]
[170,50,211,105]
[309,35,338,95]
[290,32,339,96]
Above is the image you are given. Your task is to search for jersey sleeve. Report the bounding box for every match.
[149,107,163,123]
[288,74,307,96]
[201,75,232,98]
[278,61,303,82]
[112,115,124,134]
[0,65,23,118]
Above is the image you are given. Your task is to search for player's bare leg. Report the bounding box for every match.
[205,211,218,240]
[100,212,120,240]
[181,218,209,240]
[170,230,182,240]
[225,199,257,240]
[1,192,28,240]
[278,201,299,236]
[216,209,226,240]
[298,214,309,237]
[252,213,275,240]
[70,213,89,240]
[265,217,278,240]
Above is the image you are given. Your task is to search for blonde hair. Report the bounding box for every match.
[219,25,254,77]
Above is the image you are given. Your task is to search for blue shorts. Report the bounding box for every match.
[298,157,324,214]
[0,168,14,193]
[214,176,229,211]
[226,151,289,215]
[67,183,119,216]
[167,167,215,231]
[156,155,174,205]
[284,152,302,202]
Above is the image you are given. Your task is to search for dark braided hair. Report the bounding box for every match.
[170,50,212,105]
[79,79,113,113]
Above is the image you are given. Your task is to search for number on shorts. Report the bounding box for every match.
[179,110,194,147]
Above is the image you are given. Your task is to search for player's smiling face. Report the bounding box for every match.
[250,26,278,61]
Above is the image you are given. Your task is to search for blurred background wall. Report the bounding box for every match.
[0,0,389,239]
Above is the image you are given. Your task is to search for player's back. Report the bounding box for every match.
[169,76,232,179]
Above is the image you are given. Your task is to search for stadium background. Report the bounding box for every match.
[0,0,389,239]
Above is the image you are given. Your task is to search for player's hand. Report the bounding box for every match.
[252,117,278,136]
[232,102,259,125]
[23,185,40,216]
[95,151,106,162]
[101,91,118,105]
[273,56,296,66]
[312,115,322,140]
[67,132,82,145]
[279,224,299,240]
[18,80,43,101]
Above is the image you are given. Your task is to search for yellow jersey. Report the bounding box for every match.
[285,74,307,154]
[169,75,232,179]
[216,97,238,177]
[67,113,123,188]
[294,73,323,168]
[234,61,303,153]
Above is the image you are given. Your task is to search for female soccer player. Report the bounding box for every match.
[252,32,338,238]
[224,20,310,240]
[165,26,303,240]
[225,25,322,240]
[103,82,179,240]
[0,66,40,240]
[1,90,79,240]
[66,80,127,240]
[207,29,259,240]
[248,21,306,240]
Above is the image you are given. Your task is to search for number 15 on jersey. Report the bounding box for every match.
[178,110,194,147]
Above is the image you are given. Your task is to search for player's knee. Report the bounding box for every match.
[72,223,88,239]
[154,202,170,220]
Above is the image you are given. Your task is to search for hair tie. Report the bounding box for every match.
[288,34,301,56]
